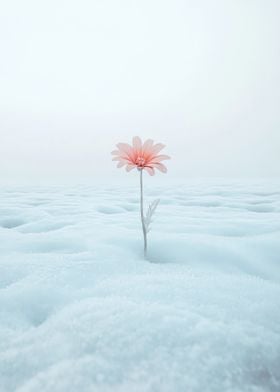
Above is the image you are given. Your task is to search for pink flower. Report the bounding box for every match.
[111,136,170,176]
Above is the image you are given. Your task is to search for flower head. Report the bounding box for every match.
[112,136,170,176]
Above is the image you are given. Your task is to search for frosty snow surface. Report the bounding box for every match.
[0,179,280,392]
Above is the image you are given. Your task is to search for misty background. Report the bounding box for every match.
[0,0,279,184]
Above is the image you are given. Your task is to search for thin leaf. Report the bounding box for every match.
[145,199,160,231]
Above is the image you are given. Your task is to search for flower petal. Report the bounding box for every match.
[151,143,165,155]
[149,154,171,163]
[126,164,136,172]
[132,136,142,152]
[142,139,154,152]
[113,157,131,164]
[117,143,135,162]
[144,167,155,176]
[153,163,167,173]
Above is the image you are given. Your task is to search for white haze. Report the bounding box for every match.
[0,0,280,183]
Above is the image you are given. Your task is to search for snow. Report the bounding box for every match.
[0,179,280,392]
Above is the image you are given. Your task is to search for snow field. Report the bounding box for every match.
[0,180,280,391]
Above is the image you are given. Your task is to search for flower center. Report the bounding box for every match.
[136,156,145,167]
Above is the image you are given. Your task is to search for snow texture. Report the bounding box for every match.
[0,179,280,392]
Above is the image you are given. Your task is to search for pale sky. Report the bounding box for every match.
[0,0,279,183]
